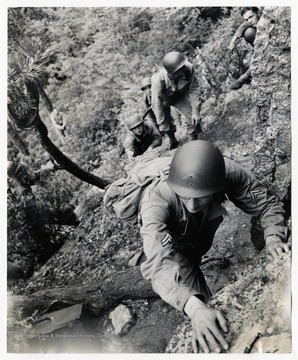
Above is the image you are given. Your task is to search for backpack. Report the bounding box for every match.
[103,155,172,225]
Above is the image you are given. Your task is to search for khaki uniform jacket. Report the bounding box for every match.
[140,158,287,312]
[123,120,162,156]
[234,20,256,39]
[151,63,201,127]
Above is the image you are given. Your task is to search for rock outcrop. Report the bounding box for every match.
[166,252,291,353]
[250,6,291,201]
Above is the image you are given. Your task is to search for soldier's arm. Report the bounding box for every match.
[187,66,202,119]
[140,195,200,312]
[151,74,166,127]
[228,21,251,49]
[123,133,136,160]
[224,158,289,256]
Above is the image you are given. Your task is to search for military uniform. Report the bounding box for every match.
[233,20,256,41]
[151,63,202,138]
[123,119,162,157]
[139,157,287,312]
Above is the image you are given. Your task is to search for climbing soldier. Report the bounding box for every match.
[141,76,179,150]
[123,114,162,162]
[228,7,261,90]
[139,140,290,353]
[151,51,203,142]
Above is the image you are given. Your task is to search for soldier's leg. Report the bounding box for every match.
[146,109,158,127]
[170,106,182,126]
[159,105,179,150]
[229,68,252,90]
[172,95,202,141]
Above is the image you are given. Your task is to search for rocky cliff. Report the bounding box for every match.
[251,6,291,201]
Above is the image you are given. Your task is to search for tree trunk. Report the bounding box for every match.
[34,114,110,189]
[7,120,30,156]
[10,267,157,318]
[8,80,110,189]
[38,86,54,112]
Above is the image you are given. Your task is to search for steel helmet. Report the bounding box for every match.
[127,114,144,130]
[167,140,226,198]
[163,51,187,75]
[141,77,152,90]
[244,27,256,45]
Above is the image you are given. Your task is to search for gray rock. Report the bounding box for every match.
[166,252,291,353]
[109,304,135,335]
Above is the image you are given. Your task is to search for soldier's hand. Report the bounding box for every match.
[184,296,229,353]
[126,150,134,162]
[191,114,201,126]
[266,235,290,260]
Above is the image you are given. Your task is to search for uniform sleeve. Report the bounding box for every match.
[140,188,200,312]
[146,121,162,148]
[142,93,150,113]
[187,67,202,117]
[123,132,135,154]
[224,158,288,241]
[151,73,166,127]
[234,20,252,38]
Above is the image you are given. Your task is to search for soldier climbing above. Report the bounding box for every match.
[228,7,261,90]
[123,114,162,162]
[151,51,203,142]
[139,140,290,353]
[141,76,179,150]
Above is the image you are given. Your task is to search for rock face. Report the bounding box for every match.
[250,6,291,201]
[166,6,291,354]
[166,252,291,353]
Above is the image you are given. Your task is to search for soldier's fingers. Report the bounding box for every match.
[275,246,283,257]
[282,244,290,253]
[267,253,274,261]
[192,335,199,353]
[196,334,210,353]
[211,327,229,351]
[216,310,228,333]
[205,330,221,353]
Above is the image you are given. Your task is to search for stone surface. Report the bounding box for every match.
[250,6,291,200]
[166,252,291,353]
[109,304,135,335]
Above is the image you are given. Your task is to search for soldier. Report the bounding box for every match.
[123,114,162,162]
[141,76,179,150]
[151,51,203,142]
[139,140,289,353]
[228,7,261,90]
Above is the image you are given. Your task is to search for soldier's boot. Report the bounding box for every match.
[188,133,198,141]
[230,71,252,90]
[167,132,179,150]
[188,122,203,141]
